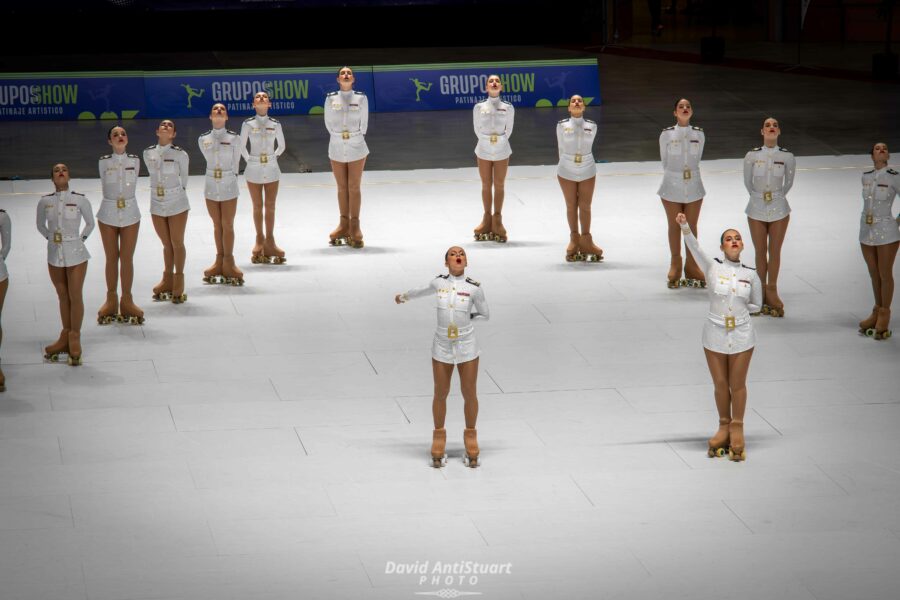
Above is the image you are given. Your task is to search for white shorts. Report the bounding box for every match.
[432,331,480,365]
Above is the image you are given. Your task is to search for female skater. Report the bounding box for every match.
[143,119,190,303]
[97,125,143,324]
[660,98,706,288]
[38,164,95,365]
[199,103,244,285]
[744,118,795,317]
[677,212,761,461]
[240,90,286,263]
[472,74,514,243]
[557,94,602,262]
[0,208,9,389]
[858,142,900,340]
[325,66,369,248]
[395,246,490,468]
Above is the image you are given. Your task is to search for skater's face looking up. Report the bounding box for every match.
[107,126,128,152]
[720,230,744,261]
[568,95,585,118]
[445,247,467,275]
[156,120,176,145]
[872,143,889,165]
[253,91,271,114]
[486,75,502,97]
[337,67,355,89]
[761,118,780,144]
[210,103,228,127]
[52,163,70,190]
[673,99,692,124]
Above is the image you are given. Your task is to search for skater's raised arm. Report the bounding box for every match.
[396,278,439,304]
[676,212,711,273]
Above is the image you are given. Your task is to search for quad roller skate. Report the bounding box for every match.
[347,218,364,249]
[97,292,119,325]
[707,418,731,458]
[727,420,746,462]
[254,237,287,264]
[250,237,266,264]
[430,427,447,468]
[474,213,493,242]
[152,271,173,301]
[859,305,880,336]
[763,285,784,318]
[565,232,580,262]
[873,307,892,340]
[667,256,683,289]
[202,254,226,284]
[329,216,350,246]
[67,331,82,366]
[171,273,188,304]
[222,255,244,286]
[43,329,69,362]
[578,233,604,262]
[118,294,144,325]
[463,428,480,468]
[680,259,706,288]
[491,214,507,244]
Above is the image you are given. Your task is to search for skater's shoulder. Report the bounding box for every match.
[199,129,212,137]
[714,257,722,264]
[778,146,790,153]
[691,125,704,132]
[863,169,875,174]
[584,118,596,125]
[353,90,366,96]
[144,144,157,151]
[326,90,338,97]
[465,276,481,287]
[742,263,756,270]
[171,145,187,153]
[558,118,569,124]
[268,117,280,124]
[888,168,899,175]
[243,116,255,123]
[99,153,112,160]
[71,191,85,197]
[662,125,675,131]
[127,153,139,159]
[435,273,450,280]
[750,147,762,152]
[227,129,239,136]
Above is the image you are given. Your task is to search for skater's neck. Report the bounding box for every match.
[874,160,888,170]
[763,140,777,149]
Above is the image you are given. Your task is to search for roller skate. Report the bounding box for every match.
[97,292,119,325]
[859,305,880,336]
[474,213,493,242]
[222,255,244,286]
[171,273,188,304]
[565,232,580,262]
[43,329,69,362]
[250,236,266,264]
[763,284,784,318]
[261,237,287,264]
[463,427,480,468]
[152,271,173,301]
[118,294,144,325]
[873,307,892,340]
[430,427,447,468]
[579,233,604,262]
[707,418,731,458]
[681,261,706,289]
[667,256,683,289]
[491,214,507,243]
[329,216,350,246]
[202,254,226,284]
[67,331,82,366]
[347,218,364,249]
[0,359,5,393]
[727,420,745,462]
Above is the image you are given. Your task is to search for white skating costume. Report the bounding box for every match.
[681,224,762,354]
[859,166,900,246]
[473,96,514,161]
[97,152,141,227]
[240,115,285,184]
[199,127,242,201]
[401,274,490,364]
[142,144,190,217]
[556,116,597,182]
[36,190,95,267]
[658,125,705,202]
[743,145,796,222]
[0,209,10,282]
[324,90,369,163]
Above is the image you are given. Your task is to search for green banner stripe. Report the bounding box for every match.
[0,71,143,79]
[373,59,596,72]
[144,66,369,77]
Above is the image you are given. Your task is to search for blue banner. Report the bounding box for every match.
[143,67,375,119]
[373,59,600,112]
[0,73,145,122]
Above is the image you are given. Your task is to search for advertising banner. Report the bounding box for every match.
[0,72,145,122]
[372,59,600,112]
[143,67,375,119]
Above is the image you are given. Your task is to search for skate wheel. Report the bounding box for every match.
[865,327,876,337]
[67,355,82,366]
[667,279,680,289]
[761,305,770,315]
[44,353,59,362]
[708,447,727,458]
[463,455,480,468]
[494,237,507,244]
[430,455,447,468]
[728,448,746,462]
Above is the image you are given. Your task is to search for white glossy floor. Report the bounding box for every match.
[1,156,899,600]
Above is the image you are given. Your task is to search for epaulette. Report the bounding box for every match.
[585,118,596,125]
[145,144,157,150]
[353,90,365,95]
[864,169,875,174]
[714,258,722,264]
[227,129,238,136]
[326,91,338,96]
[692,126,703,131]
[465,277,481,287]
[244,116,256,122]
[751,147,762,152]
[127,153,139,159]
[100,153,112,160]
[0,208,6,212]
[663,126,675,131]
[436,274,449,279]
[558,118,568,124]
[888,168,898,175]
[742,264,756,270]
[42,193,55,198]
[171,145,185,152]
[200,130,212,136]
[778,146,790,153]
[71,191,85,196]
[268,117,280,123]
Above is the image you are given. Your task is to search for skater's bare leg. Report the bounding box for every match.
[151,214,174,275]
[661,199,685,260]
[477,158,494,214]
[861,244,882,306]
[704,349,732,422]
[348,157,366,246]
[330,160,350,242]
[432,359,453,429]
[119,222,139,298]
[727,349,753,423]
[167,212,189,275]
[99,223,120,296]
[0,277,6,350]
[248,182,264,252]
[220,199,238,259]
[262,181,281,255]
[576,177,596,234]
[747,217,769,286]
[457,357,479,429]
[49,264,72,332]
[876,241,899,309]
[558,176,579,233]
[65,262,88,334]
[491,159,508,215]
[682,199,704,280]
[766,216,790,287]
[206,199,224,256]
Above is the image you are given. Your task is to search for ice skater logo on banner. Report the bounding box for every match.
[180,83,205,109]
[410,78,433,102]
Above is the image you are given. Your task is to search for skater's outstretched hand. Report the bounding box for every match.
[394,294,405,304]
[675,213,687,226]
